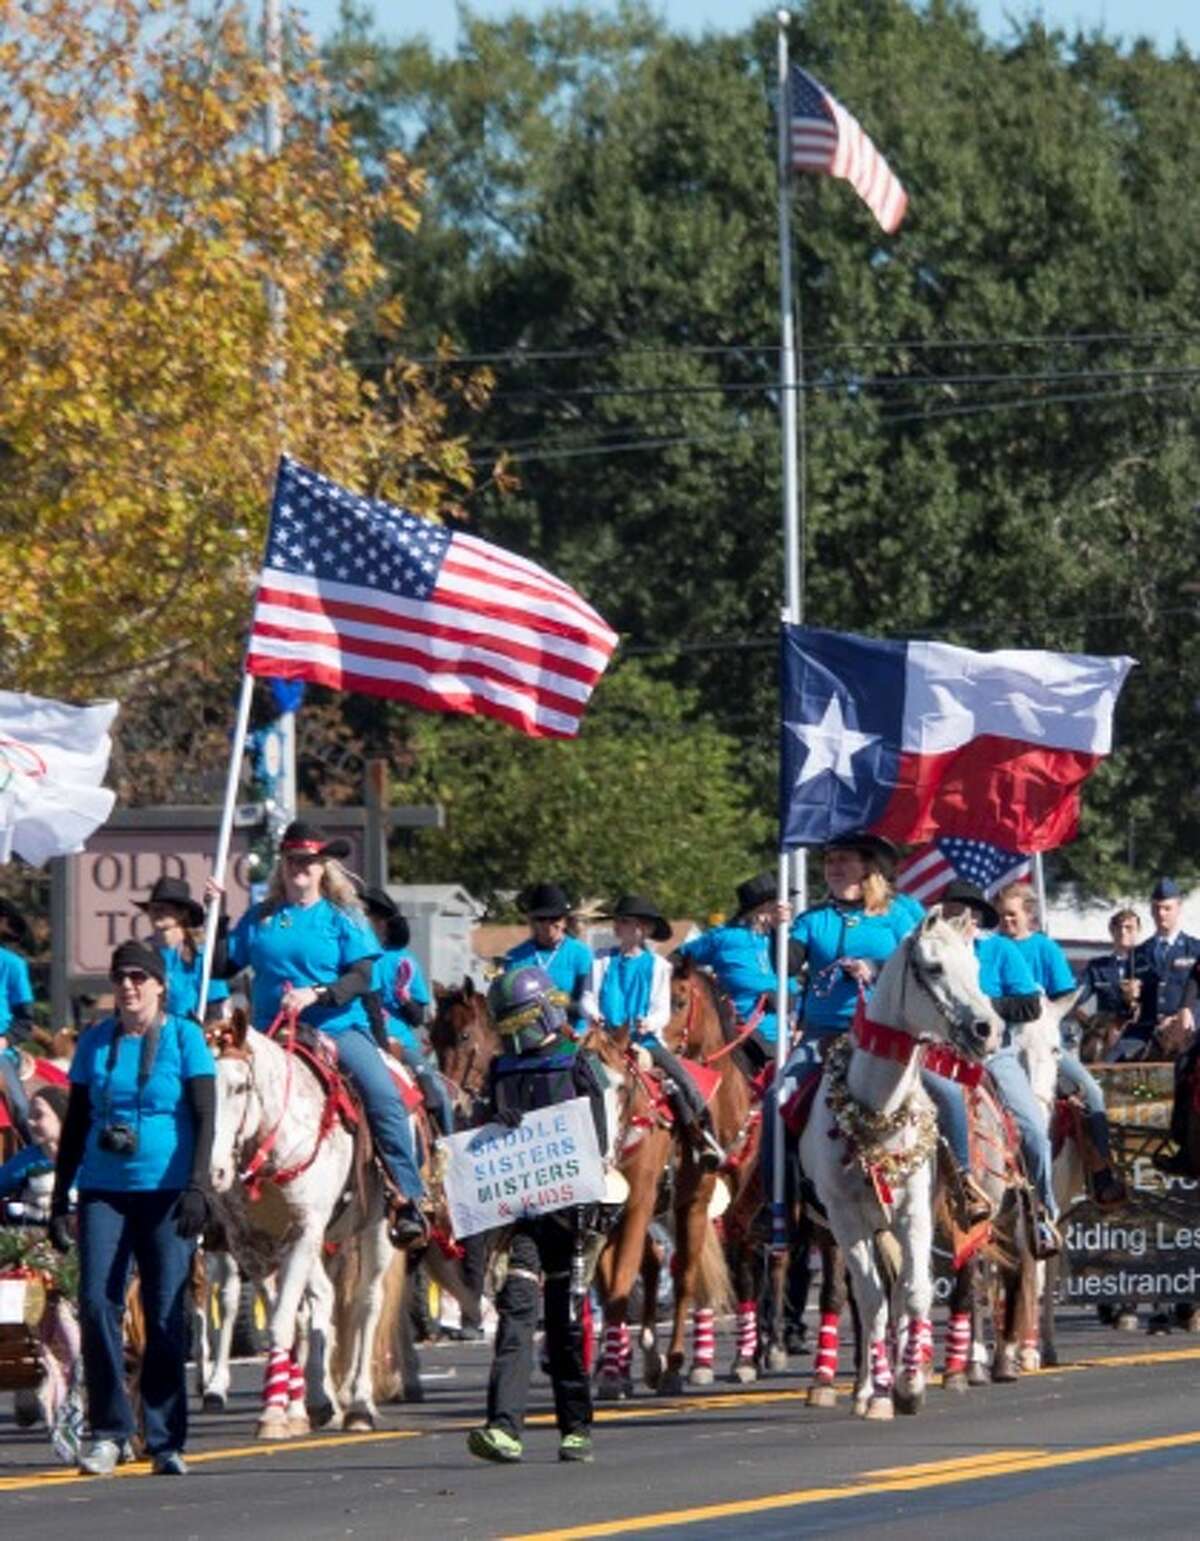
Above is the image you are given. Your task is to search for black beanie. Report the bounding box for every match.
[110,939,167,985]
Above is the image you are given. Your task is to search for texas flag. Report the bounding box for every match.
[779,626,1134,853]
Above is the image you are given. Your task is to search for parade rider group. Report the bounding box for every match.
[2,819,1196,1472]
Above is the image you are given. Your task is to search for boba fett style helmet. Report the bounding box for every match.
[488,965,568,1044]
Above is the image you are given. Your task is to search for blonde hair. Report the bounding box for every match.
[262,856,365,918]
[997,882,1038,923]
[861,869,893,917]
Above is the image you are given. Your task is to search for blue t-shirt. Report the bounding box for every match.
[227,899,378,1036]
[1012,932,1076,997]
[159,942,228,1020]
[677,924,790,1045]
[790,899,918,1035]
[372,948,432,1054]
[69,1014,215,1192]
[975,933,1040,999]
[0,946,34,1032]
[504,935,594,1023]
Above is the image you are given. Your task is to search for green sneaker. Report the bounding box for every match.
[558,1431,594,1464]
[467,1425,523,1464]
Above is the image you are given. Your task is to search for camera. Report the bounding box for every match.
[99,1123,138,1156]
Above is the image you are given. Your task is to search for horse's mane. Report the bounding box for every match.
[673,955,738,1044]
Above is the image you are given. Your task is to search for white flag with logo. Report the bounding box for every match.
[0,691,118,865]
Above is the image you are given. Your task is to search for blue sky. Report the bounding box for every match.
[295,1,1199,53]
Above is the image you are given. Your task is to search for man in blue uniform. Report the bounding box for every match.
[1072,909,1145,1058]
[1124,879,1199,1057]
[504,884,594,1035]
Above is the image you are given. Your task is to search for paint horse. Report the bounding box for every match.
[799,910,1002,1419]
[210,1008,395,1439]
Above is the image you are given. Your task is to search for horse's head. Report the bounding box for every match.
[666,954,731,1058]
[210,1006,260,1193]
[430,976,498,1111]
[876,910,1003,1059]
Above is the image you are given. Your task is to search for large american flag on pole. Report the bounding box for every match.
[246,457,618,738]
[896,837,1031,906]
[788,65,908,234]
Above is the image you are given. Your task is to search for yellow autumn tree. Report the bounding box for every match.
[0,0,492,695]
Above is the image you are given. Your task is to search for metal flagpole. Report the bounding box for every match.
[196,672,256,1019]
[773,9,804,1250]
[1032,850,1049,933]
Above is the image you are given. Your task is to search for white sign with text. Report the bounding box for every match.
[439,1097,606,1239]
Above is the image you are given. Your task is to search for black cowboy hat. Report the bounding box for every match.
[279,819,351,861]
[362,885,399,921]
[134,875,204,929]
[822,831,899,868]
[940,879,999,932]
[518,882,575,920]
[605,894,672,943]
[0,897,29,947]
[732,872,777,921]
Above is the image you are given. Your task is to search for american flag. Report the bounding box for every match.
[895,837,1031,906]
[246,457,618,738]
[788,65,908,235]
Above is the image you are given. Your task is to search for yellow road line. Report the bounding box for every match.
[504,1429,1200,1540]
[2,1341,1199,1496]
[864,1449,1044,1477]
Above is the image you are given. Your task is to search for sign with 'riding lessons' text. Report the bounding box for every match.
[439,1097,606,1239]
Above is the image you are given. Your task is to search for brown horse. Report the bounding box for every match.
[429,978,499,1127]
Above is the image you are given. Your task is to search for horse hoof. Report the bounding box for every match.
[807,1382,838,1409]
[894,1388,924,1416]
[991,1360,1019,1384]
[966,1362,989,1387]
[642,1350,663,1391]
[1041,1345,1059,1368]
[287,1412,312,1437]
[307,1400,338,1429]
[257,1414,291,1441]
[1185,1311,1200,1334]
[401,1381,425,1403]
[765,1345,789,1374]
[688,1364,715,1387]
[202,1393,227,1414]
[659,1369,684,1397]
[1116,1311,1139,1332]
[942,1371,968,1393]
[1018,1348,1041,1373]
[344,1410,375,1432]
[729,1359,758,1385]
[12,1390,41,1428]
[864,1396,894,1421]
[595,1372,626,1402]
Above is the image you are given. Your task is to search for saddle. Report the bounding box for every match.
[780,1067,823,1138]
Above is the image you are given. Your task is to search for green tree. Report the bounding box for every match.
[385,662,771,918]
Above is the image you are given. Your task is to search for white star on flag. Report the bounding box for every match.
[786,694,879,789]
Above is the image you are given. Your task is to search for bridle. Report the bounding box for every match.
[895,930,991,1060]
[431,991,493,1116]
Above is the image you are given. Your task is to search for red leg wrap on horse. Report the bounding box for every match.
[692,1307,715,1367]
[871,1338,893,1393]
[814,1311,839,1382]
[903,1317,930,1377]
[602,1322,629,1377]
[735,1301,757,1360]
[944,1311,971,1374]
[264,1348,290,1409]
[288,1356,305,1405]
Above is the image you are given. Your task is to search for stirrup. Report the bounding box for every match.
[960,1173,996,1227]
[387,1199,429,1251]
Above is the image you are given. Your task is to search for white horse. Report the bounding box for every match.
[799,910,1002,1419]
[210,1015,394,1439]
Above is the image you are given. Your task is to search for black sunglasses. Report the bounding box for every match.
[111,968,152,986]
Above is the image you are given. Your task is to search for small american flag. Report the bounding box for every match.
[246,457,618,738]
[896,837,1031,906]
[789,65,908,235]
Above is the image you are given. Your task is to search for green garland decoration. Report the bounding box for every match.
[823,1036,939,1188]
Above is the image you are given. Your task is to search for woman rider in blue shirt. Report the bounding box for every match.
[50,940,215,1477]
[996,884,1126,1207]
[212,822,427,1249]
[504,883,595,1036]
[136,875,229,1022]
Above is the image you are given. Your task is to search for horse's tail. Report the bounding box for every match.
[370,1252,410,1404]
[693,1218,733,1315]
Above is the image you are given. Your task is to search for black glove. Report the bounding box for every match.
[174,1184,210,1240]
[48,1213,75,1254]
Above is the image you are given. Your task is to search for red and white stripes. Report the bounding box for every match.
[289,1356,306,1408]
[813,1311,840,1383]
[264,1347,291,1411]
[902,1317,932,1379]
[601,1322,631,1380]
[943,1312,972,1374]
[870,1338,894,1394]
[735,1301,758,1363]
[691,1307,715,1370]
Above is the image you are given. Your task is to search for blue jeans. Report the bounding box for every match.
[0,1052,29,1139]
[78,1189,194,1455]
[922,1070,970,1166]
[1058,1049,1112,1161]
[987,1046,1056,1217]
[395,1043,455,1137]
[763,1036,827,1200]
[335,1027,425,1201]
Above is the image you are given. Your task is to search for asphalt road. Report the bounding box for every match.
[3,1311,1200,1540]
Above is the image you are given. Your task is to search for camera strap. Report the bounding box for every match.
[102,1016,165,1123]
